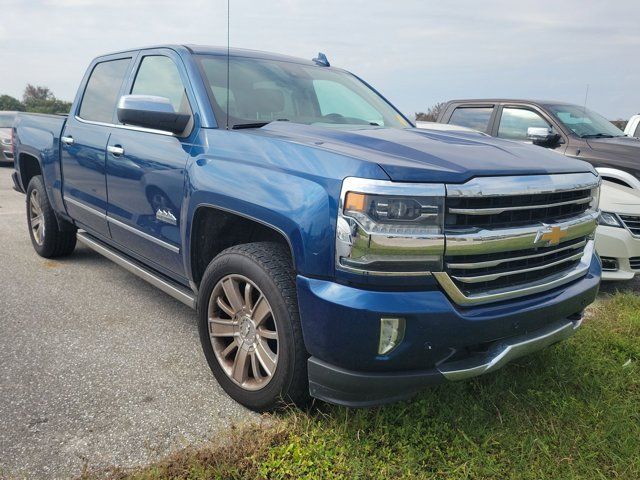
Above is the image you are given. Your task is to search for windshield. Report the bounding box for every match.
[547,104,624,138]
[0,114,15,128]
[197,55,410,129]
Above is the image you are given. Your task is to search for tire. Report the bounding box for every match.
[26,175,77,258]
[198,242,309,411]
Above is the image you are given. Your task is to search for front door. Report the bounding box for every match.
[106,51,196,278]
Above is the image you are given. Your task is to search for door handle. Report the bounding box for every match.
[107,145,124,157]
[61,136,74,145]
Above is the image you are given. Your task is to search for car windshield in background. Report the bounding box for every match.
[197,56,410,129]
[547,104,624,138]
[0,115,15,128]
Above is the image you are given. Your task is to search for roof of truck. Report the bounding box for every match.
[445,99,574,107]
[100,44,319,66]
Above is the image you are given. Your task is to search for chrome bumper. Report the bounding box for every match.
[437,316,582,381]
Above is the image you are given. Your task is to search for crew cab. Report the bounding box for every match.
[12,46,601,410]
[438,99,640,185]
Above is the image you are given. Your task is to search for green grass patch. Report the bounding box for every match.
[99,293,640,480]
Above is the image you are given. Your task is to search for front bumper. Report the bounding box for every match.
[298,253,600,406]
[595,225,640,280]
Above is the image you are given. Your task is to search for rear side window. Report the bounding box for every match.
[449,107,493,132]
[79,58,130,123]
[498,107,550,140]
[131,56,191,115]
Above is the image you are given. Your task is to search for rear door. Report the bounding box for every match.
[61,55,133,237]
[444,104,497,134]
[105,49,197,277]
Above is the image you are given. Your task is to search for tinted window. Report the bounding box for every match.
[79,58,130,123]
[498,108,550,140]
[449,107,493,131]
[131,56,191,115]
[635,123,640,138]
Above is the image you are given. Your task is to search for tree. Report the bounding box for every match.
[0,94,25,111]
[415,102,446,122]
[22,84,71,114]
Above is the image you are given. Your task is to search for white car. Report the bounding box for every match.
[596,180,640,280]
[624,114,640,138]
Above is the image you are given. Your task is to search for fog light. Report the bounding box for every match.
[378,317,405,355]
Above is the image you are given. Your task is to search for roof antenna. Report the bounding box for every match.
[312,52,330,67]
[226,0,230,129]
[582,84,589,113]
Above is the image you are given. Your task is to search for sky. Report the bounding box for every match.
[1,0,639,120]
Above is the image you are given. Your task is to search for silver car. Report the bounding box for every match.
[0,111,17,163]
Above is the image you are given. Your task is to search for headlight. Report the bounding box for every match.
[590,185,600,211]
[598,211,622,227]
[336,177,445,275]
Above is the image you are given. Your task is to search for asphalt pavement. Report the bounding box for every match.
[0,165,255,479]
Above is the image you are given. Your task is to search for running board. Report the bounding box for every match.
[77,232,196,309]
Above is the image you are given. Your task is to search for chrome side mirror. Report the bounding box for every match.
[527,126,560,146]
[117,95,190,134]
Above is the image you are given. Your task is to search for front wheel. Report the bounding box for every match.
[198,242,309,411]
[26,175,76,258]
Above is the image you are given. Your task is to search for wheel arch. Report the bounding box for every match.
[188,204,298,288]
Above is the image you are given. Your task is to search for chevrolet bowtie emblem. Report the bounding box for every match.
[535,225,567,246]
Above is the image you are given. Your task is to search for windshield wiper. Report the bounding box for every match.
[581,133,614,138]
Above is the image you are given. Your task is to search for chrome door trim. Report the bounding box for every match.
[63,195,180,253]
[64,196,107,219]
[106,215,180,253]
[74,115,175,137]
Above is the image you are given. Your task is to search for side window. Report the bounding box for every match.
[449,107,493,132]
[131,56,191,115]
[79,58,130,123]
[635,123,640,138]
[313,80,385,126]
[498,108,550,141]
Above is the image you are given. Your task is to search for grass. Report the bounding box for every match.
[90,292,639,480]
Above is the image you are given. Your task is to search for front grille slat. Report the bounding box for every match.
[629,257,640,270]
[446,188,592,230]
[619,215,640,236]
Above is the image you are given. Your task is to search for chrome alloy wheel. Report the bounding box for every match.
[208,274,279,391]
[29,189,45,245]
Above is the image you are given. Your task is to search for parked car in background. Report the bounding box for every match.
[12,45,602,411]
[596,180,640,280]
[0,111,17,164]
[624,114,640,138]
[437,100,640,186]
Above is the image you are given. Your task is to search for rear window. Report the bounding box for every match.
[449,107,493,132]
[79,58,130,123]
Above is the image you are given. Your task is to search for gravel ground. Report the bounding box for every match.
[0,166,256,479]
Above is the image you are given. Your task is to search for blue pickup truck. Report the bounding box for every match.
[12,45,602,410]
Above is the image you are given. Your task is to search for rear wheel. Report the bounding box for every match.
[198,242,309,411]
[26,175,76,258]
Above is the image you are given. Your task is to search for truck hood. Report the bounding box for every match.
[254,123,594,183]
[600,181,640,215]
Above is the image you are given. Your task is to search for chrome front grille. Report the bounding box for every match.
[446,189,592,229]
[434,173,600,306]
[619,215,640,237]
[445,237,587,297]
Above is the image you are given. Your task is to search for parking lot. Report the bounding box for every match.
[0,166,255,478]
